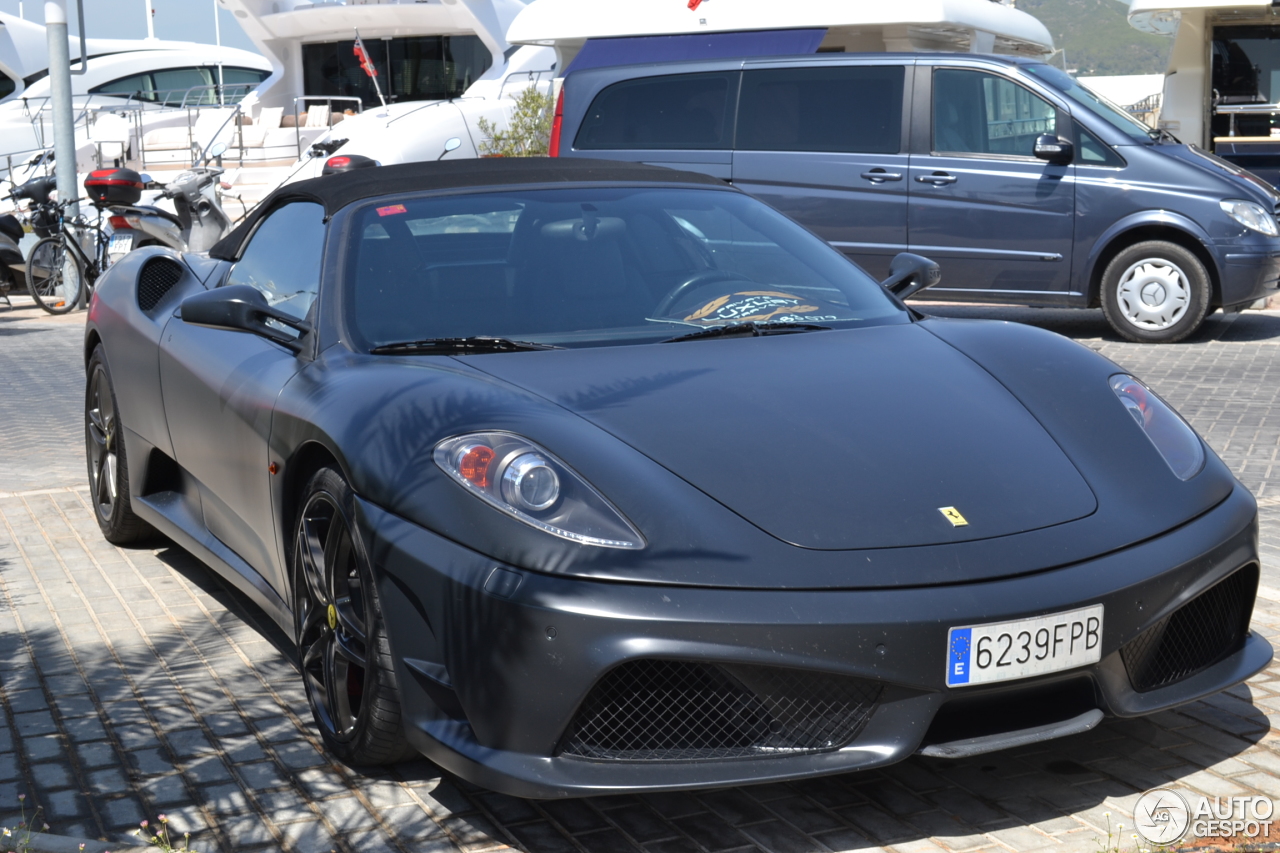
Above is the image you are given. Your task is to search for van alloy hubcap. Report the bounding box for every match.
[1116,259,1190,331]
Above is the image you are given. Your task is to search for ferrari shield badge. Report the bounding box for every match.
[939,507,968,527]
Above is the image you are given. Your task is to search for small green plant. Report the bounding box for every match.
[134,816,195,852]
[1095,811,1153,853]
[1,793,50,853]
[476,86,554,157]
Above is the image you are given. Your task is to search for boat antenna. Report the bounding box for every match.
[354,29,387,109]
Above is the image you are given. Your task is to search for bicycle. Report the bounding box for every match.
[26,198,110,315]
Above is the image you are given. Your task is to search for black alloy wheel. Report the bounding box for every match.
[85,345,154,544]
[293,467,413,764]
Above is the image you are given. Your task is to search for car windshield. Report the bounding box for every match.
[346,186,906,350]
[1023,64,1157,142]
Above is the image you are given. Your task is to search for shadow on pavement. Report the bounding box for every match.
[914,303,1280,345]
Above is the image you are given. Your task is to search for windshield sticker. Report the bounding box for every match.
[376,204,408,217]
[684,291,826,325]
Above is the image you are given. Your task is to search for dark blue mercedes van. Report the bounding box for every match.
[552,54,1280,342]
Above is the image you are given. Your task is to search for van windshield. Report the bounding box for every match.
[1023,64,1157,142]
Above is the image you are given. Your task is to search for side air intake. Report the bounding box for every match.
[137,257,184,312]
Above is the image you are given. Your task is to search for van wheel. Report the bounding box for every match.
[1100,241,1210,343]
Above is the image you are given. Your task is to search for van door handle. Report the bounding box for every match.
[861,169,903,183]
[916,172,958,185]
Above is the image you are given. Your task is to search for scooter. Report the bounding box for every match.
[0,174,58,306]
[101,142,234,256]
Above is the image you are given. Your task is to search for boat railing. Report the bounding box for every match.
[1215,103,1280,138]
[498,68,557,100]
[291,96,364,159]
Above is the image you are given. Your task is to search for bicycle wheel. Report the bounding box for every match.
[27,237,84,315]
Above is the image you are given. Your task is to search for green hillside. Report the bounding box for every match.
[1017,0,1173,76]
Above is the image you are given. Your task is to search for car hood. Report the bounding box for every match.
[1156,143,1280,207]
[469,323,1098,550]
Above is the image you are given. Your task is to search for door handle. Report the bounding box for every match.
[916,172,958,185]
[861,169,903,183]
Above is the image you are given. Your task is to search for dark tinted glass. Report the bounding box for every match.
[737,65,904,153]
[1075,123,1124,167]
[933,69,1056,156]
[575,73,736,150]
[227,202,325,320]
[346,187,903,349]
[302,36,492,108]
[0,73,14,100]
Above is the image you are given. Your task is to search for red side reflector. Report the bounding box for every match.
[326,156,351,169]
[108,215,130,230]
[548,88,565,157]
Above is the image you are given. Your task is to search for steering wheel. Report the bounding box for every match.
[653,270,755,319]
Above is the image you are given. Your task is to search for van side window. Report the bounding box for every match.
[933,69,1056,157]
[226,202,326,320]
[737,66,904,154]
[575,72,736,150]
[1076,124,1125,167]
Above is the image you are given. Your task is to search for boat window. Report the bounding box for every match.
[933,69,1056,157]
[575,73,737,151]
[737,65,903,154]
[346,187,905,350]
[1211,27,1280,139]
[227,202,326,321]
[301,36,492,108]
[0,72,13,100]
[90,67,263,105]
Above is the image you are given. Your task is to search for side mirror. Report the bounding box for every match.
[180,285,310,352]
[1033,133,1074,165]
[880,252,942,300]
[206,141,228,159]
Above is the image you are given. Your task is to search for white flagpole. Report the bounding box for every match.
[355,29,387,108]
[143,0,155,39]
[214,0,224,105]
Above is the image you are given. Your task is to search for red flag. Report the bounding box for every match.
[688,0,703,9]
[353,34,378,78]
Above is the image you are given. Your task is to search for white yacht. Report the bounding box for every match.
[0,11,269,179]
[1129,0,1280,186]
[507,0,1055,70]
[215,0,556,189]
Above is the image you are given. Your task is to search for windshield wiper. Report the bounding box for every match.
[1148,127,1180,145]
[662,321,831,344]
[370,336,563,355]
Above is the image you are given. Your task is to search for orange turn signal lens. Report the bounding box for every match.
[458,444,495,488]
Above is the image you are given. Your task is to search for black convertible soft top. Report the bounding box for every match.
[209,158,728,261]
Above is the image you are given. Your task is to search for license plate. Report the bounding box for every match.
[946,605,1103,687]
[108,233,133,255]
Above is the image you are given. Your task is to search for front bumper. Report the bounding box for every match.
[358,483,1268,799]
[1220,250,1280,307]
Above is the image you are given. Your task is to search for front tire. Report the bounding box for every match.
[293,467,414,766]
[85,345,155,544]
[1100,241,1211,343]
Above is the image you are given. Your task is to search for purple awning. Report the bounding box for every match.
[564,29,828,76]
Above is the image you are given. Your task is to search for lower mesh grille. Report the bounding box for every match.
[1122,564,1258,693]
[560,660,881,761]
[137,257,183,312]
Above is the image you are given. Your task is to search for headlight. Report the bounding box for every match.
[1110,375,1204,480]
[434,432,645,549]
[1220,199,1278,236]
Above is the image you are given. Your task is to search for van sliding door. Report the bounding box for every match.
[731,63,911,281]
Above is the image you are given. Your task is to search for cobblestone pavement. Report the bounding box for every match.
[2,298,1280,853]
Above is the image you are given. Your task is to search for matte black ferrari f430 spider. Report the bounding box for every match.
[84,159,1270,797]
